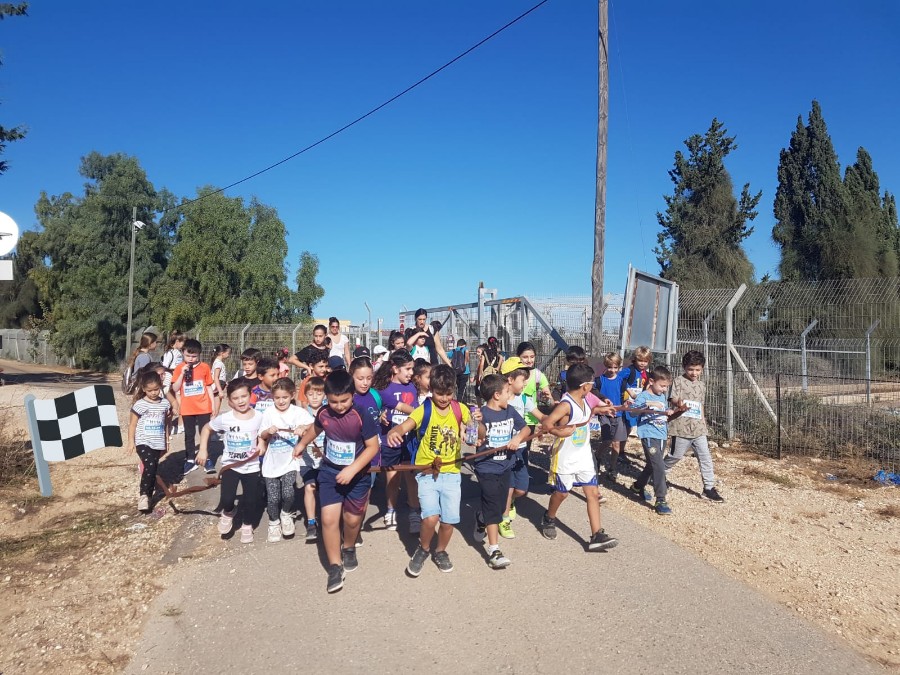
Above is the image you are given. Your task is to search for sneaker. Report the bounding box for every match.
[240,524,254,543]
[407,545,430,577]
[204,458,216,474]
[432,550,454,573]
[655,500,674,516]
[540,511,557,540]
[508,503,517,521]
[267,521,282,543]
[305,521,318,542]
[137,495,149,512]
[588,529,619,551]
[217,510,235,535]
[384,511,397,531]
[183,460,199,475]
[326,564,345,593]
[473,511,486,544]
[355,533,364,547]
[341,547,358,572]
[488,549,511,569]
[598,493,609,504]
[408,509,422,534]
[629,483,652,502]
[280,511,295,537]
[703,487,725,503]
[498,519,515,539]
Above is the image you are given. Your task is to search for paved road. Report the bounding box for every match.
[126,467,882,675]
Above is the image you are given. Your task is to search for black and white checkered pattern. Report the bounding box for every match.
[32,385,122,461]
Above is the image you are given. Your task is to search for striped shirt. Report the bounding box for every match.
[132,398,171,450]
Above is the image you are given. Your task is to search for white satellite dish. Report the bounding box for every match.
[0,211,20,256]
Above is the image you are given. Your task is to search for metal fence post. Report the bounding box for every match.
[865,319,880,404]
[702,311,713,365]
[240,323,251,354]
[725,284,747,440]
[800,319,818,393]
[521,301,529,343]
[377,318,383,346]
[775,373,782,460]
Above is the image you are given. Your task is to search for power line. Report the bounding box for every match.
[170,0,551,213]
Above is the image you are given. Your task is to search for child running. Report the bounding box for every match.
[539,363,618,551]
[351,355,383,539]
[372,349,419,532]
[196,379,264,543]
[471,374,530,569]
[161,331,186,435]
[127,370,171,512]
[596,352,628,482]
[298,377,327,541]
[294,371,380,593]
[211,343,231,415]
[621,346,652,438]
[387,364,473,576]
[171,339,215,474]
[258,378,313,542]
[250,357,279,414]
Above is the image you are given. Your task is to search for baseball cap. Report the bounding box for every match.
[327,356,346,370]
[372,345,388,355]
[353,345,371,359]
[500,356,529,375]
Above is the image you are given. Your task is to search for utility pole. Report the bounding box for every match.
[125,206,137,360]
[591,0,609,355]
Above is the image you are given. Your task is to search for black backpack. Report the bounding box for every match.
[451,349,467,375]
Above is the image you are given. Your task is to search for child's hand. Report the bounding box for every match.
[386,430,404,448]
[335,467,355,485]
[267,425,279,436]
[506,439,519,451]
[472,408,483,422]
[195,451,207,467]
[379,411,388,425]
[311,444,323,458]
[293,424,309,436]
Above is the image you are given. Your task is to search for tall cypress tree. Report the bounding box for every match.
[773,101,853,280]
[655,118,760,289]
[844,148,898,277]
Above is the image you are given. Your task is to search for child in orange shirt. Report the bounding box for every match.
[171,339,215,474]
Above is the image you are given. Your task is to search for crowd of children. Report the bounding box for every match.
[125,326,724,593]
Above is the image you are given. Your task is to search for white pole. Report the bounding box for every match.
[24,394,53,497]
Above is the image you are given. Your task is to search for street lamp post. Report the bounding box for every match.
[125,207,146,359]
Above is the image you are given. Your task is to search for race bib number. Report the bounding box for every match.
[626,387,642,401]
[225,432,252,461]
[683,400,702,420]
[254,399,274,413]
[184,379,205,397]
[645,402,667,428]
[143,412,165,436]
[269,431,298,452]
[326,439,356,466]
[572,425,588,446]
[487,419,514,448]
[391,411,409,427]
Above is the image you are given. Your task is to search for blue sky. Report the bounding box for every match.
[2,1,898,326]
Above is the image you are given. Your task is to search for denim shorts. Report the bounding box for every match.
[415,472,461,524]
[509,451,530,493]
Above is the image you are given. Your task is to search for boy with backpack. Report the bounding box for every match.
[386,365,474,576]
[448,339,470,401]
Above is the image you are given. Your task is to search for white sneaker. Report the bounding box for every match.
[137,495,149,511]
[408,509,422,534]
[383,511,397,531]
[280,511,295,537]
[218,510,235,535]
[241,524,254,544]
[267,521,282,543]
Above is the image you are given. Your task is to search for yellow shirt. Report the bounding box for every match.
[409,401,471,474]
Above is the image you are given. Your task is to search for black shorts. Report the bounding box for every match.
[601,416,628,442]
[474,469,511,526]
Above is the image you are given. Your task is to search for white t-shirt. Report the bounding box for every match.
[410,344,431,363]
[259,405,313,478]
[299,405,326,470]
[209,410,263,474]
[161,348,183,371]
[329,332,349,359]
[212,358,228,385]
[132,398,171,450]
[508,393,536,449]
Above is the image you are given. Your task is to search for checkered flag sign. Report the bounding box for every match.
[32,385,123,461]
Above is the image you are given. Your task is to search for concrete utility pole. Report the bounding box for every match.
[125,206,137,359]
[591,0,609,355]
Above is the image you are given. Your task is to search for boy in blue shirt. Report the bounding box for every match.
[595,352,627,482]
[628,365,681,516]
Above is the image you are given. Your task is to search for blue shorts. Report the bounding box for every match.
[510,450,530,493]
[379,445,404,468]
[551,470,598,493]
[416,472,461,524]
[317,465,370,515]
[299,467,319,485]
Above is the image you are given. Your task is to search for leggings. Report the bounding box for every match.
[216,470,261,526]
[265,471,297,521]
[136,444,164,497]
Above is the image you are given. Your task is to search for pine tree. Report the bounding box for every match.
[773,101,853,280]
[655,118,760,289]
[844,148,898,277]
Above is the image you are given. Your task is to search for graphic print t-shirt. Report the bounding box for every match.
[132,398,171,450]
[378,382,418,446]
[250,385,274,413]
[209,410,263,474]
[315,404,379,470]
[172,362,213,415]
[633,390,668,440]
[409,401,471,474]
[259,404,313,478]
[472,406,526,474]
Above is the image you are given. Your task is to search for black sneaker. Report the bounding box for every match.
[473,511,486,544]
[588,529,619,551]
[305,522,318,542]
[540,511,557,540]
[326,564,344,593]
[703,487,725,502]
[407,545,430,577]
[341,547,358,572]
[355,533,364,548]
[432,550,454,573]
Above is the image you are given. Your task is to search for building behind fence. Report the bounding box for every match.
[4,277,899,470]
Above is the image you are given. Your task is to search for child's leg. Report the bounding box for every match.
[385,469,399,510]
[238,473,261,526]
[664,437,689,473]
[136,445,160,497]
[264,476,282,522]
[582,484,602,534]
[340,476,370,550]
[403,470,420,511]
[644,438,668,502]
[216,470,240,514]
[419,514,440,551]
[634,439,655,489]
[435,522,454,552]
[691,436,716,490]
[279,471,296,514]
[182,414,197,460]
[303,482,318,522]
[478,471,508,547]
[546,489,567,518]
[320,503,343,566]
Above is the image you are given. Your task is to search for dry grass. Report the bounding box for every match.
[0,409,33,487]
[875,503,900,520]
[742,465,796,487]
[820,482,862,499]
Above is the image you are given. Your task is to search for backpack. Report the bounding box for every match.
[121,363,138,396]
[483,354,500,376]
[451,348,467,375]
[409,398,463,463]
